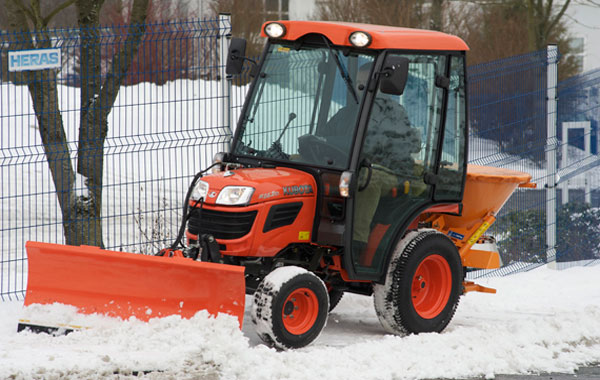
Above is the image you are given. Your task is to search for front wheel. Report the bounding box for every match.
[373,230,463,335]
[251,266,329,349]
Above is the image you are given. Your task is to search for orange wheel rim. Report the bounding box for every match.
[281,288,319,335]
[411,254,452,319]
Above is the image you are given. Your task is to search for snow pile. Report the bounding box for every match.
[1,264,599,379]
[3,306,248,379]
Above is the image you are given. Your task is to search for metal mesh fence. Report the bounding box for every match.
[2,23,599,300]
[555,67,600,268]
[467,50,550,277]
[0,17,233,300]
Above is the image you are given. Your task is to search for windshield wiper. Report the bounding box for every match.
[322,37,359,104]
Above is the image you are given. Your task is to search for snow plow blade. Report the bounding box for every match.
[19,241,245,332]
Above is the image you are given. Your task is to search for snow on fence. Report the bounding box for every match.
[1,18,599,300]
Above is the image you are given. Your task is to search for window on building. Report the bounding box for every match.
[264,0,290,20]
[567,37,585,72]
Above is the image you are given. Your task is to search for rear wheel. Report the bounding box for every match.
[251,266,329,349]
[373,230,462,335]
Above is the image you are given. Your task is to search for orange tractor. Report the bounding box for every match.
[20,21,533,349]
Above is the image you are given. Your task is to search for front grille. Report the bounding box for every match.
[187,208,257,240]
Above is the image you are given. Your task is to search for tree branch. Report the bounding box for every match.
[98,0,150,120]
[43,0,77,27]
[547,0,571,40]
[11,0,37,26]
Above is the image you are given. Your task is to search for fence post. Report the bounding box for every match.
[218,13,233,145]
[546,44,558,269]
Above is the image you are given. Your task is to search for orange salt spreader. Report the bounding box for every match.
[21,21,535,350]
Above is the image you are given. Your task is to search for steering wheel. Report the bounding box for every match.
[298,134,348,166]
[264,141,290,160]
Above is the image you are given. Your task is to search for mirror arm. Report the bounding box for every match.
[239,56,257,66]
[368,68,393,91]
[230,55,259,76]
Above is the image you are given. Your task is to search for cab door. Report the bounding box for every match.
[348,53,449,278]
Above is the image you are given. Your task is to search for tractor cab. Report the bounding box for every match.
[222,21,469,281]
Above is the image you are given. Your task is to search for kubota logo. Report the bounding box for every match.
[283,185,313,196]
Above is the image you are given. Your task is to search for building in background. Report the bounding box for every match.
[288,0,315,19]
[566,3,600,72]
[265,0,289,19]
[566,37,585,73]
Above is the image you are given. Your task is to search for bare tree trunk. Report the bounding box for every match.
[7,0,148,247]
[5,1,83,244]
[26,68,83,244]
[74,0,149,247]
[74,0,105,247]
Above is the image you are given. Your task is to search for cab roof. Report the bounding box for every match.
[261,20,469,51]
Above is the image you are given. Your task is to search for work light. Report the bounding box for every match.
[349,31,372,47]
[264,22,286,38]
[212,152,226,173]
[191,180,209,201]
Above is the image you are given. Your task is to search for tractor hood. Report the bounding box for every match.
[199,167,317,206]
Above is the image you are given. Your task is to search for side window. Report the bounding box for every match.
[362,55,446,175]
[435,55,467,201]
[351,54,447,274]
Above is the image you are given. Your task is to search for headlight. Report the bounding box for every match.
[191,180,209,201]
[216,186,255,205]
[349,31,372,48]
[264,22,286,38]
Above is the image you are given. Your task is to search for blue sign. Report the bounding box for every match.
[8,48,61,72]
[447,230,465,241]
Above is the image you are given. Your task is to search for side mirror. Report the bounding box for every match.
[379,56,409,96]
[226,37,247,75]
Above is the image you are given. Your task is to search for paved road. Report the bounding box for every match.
[429,364,600,380]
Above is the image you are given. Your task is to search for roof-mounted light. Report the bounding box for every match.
[264,22,286,38]
[349,31,372,48]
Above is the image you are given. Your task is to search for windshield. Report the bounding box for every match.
[233,42,376,169]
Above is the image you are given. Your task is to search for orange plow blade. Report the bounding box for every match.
[20,241,245,331]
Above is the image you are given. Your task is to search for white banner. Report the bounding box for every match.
[8,48,61,72]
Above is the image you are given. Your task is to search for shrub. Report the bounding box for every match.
[497,202,600,264]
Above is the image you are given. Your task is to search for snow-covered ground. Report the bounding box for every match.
[1,264,599,380]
